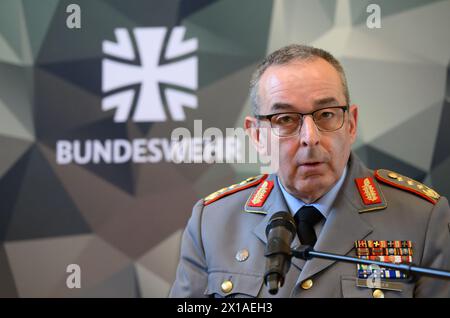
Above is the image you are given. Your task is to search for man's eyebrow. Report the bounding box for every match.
[313,97,340,107]
[270,98,342,112]
[270,103,296,112]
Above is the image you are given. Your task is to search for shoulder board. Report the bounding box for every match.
[374,169,440,204]
[203,175,267,206]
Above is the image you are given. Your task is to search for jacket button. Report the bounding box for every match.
[235,249,249,262]
[301,279,313,290]
[372,289,384,298]
[221,280,233,293]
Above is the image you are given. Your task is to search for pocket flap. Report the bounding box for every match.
[205,272,263,298]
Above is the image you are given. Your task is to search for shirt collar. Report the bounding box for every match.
[277,165,348,219]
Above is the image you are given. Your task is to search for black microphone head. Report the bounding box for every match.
[265,211,296,238]
[264,211,296,294]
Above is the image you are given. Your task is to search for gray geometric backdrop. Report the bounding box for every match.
[0,0,449,297]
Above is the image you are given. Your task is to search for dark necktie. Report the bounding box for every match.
[294,205,324,247]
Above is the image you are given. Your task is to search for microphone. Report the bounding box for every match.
[264,211,297,295]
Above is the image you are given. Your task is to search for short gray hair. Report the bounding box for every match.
[249,44,350,115]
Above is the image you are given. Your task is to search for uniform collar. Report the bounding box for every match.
[276,165,348,219]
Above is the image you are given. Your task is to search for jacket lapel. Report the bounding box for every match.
[247,174,305,271]
[249,174,290,243]
[296,153,377,284]
[296,193,373,283]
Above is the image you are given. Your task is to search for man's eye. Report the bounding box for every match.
[275,115,296,125]
[319,111,335,119]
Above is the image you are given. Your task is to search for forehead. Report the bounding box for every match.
[258,58,345,112]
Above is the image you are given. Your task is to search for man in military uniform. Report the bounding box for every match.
[169,44,450,298]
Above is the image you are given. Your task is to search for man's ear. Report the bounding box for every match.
[245,116,268,155]
[348,104,358,144]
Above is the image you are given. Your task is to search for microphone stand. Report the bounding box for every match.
[292,245,450,280]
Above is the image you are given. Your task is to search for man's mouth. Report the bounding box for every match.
[300,162,323,166]
[298,162,325,172]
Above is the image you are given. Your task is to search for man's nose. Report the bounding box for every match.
[299,115,320,146]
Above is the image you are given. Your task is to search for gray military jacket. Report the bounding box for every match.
[169,153,450,297]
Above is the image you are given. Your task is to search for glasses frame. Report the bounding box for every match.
[255,105,349,137]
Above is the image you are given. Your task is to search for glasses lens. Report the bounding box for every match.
[271,113,302,137]
[313,107,345,131]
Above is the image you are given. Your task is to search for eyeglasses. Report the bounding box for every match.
[255,106,349,137]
